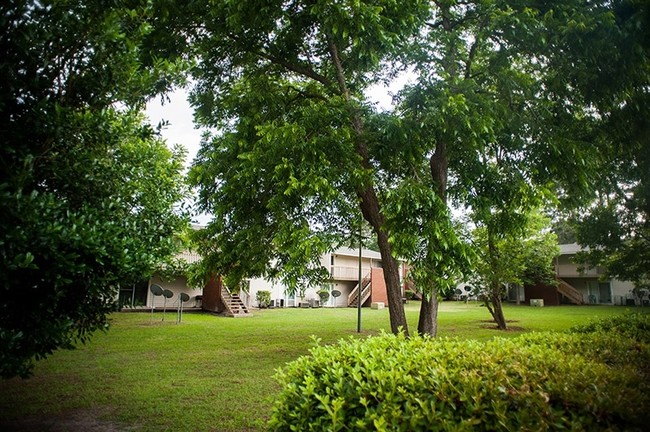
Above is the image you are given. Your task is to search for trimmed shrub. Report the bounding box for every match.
[270,325,649,431]
[256,290,271,308]
[568,312,650,343]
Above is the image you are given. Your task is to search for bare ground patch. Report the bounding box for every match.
[477,320,525,332]
[0,408,135,432]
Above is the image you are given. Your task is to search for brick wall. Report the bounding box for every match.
[370,268,388,304]
[524,284,560,306]
[202,275,225,313]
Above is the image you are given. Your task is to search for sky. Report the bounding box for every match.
[145,88,204,170]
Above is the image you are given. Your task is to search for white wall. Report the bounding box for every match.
[148,274,203,308]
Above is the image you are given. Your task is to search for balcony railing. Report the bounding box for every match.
[555,264,603,278]
[330,266,372,281]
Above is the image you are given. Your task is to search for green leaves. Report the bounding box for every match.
[384,179,472,296]
[0,1,189,378]
[270,318,650,430]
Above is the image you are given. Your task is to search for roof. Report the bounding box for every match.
[558,243,588,255]
[332,246,383,260]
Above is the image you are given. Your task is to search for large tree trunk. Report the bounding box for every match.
[417,142,449,335]
[356,153,408,335]
[417,292,439,336]
[327,37,408,335]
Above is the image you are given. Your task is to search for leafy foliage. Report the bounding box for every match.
[569,312,650,344]
[384,179,472,299]
[0,1,188,378]
[559,1,650,289]
[270,316,649,431]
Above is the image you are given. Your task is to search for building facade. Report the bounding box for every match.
[552,243,636,305]
[239,247,405,308]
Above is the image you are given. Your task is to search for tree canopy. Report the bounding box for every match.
[1,0,189,378]
[566,1,650,291]
[188,0,431,334]
[187,0,648,335]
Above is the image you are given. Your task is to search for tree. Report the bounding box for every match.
[0,1,189,378]
[552,219,578,245]
[469,211,559,329]
[383,178,472,336]
[565,2,650,291]
[390,0,635,333]
[185,0,641,336]
[187,0,431,335]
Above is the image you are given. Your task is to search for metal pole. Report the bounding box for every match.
[357,212,362,333]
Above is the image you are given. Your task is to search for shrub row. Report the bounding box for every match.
[269,314,649,431]
[568,312,650,343]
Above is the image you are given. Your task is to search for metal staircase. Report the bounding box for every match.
[556,278,584,305]
[221,287,250,317]
[348,274,372,307]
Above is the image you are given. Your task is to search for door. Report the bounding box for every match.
[598,282,612,304]
[588,281,612,304]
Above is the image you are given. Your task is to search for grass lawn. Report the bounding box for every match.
[0,302,645,431]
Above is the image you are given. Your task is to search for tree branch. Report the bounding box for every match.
[258,50,333,88]
[225,32,333,88]
[326,35,350,98]
[464,39,479,80]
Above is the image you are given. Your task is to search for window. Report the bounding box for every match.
[118,279,149,308]
[588,281,612,304]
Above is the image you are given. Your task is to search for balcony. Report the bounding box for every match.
[330,266,372,281]
[555,264,603,278]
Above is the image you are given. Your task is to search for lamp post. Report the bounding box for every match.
[357,212,362,333]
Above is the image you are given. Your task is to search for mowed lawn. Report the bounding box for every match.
[0,302,645,431]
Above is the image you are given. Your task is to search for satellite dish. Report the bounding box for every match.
[163,289,174,299]
[180,293,190,302]
[150,284,163,296]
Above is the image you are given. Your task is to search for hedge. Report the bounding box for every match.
[269,314,649,431]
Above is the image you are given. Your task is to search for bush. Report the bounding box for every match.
[256,290,271,308]
[568,312,650,343]
[269,321,649,431]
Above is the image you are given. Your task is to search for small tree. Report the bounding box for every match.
[470,211,558,329]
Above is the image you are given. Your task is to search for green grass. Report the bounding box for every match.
[0,302,646,431]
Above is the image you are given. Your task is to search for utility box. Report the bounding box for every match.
[370,302,385,310]
[530,299,544,307]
